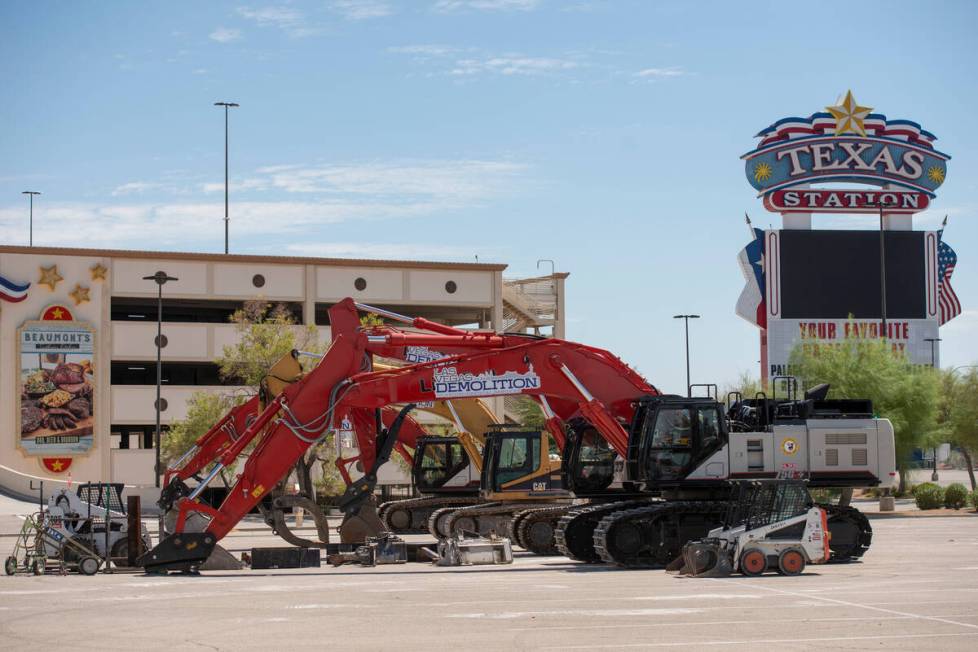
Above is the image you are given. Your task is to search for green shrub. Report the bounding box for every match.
[809,488,841,504]
[914,484,945,510]
[970,489,978,511]
[911,482,938,497]
[944,483,968,509]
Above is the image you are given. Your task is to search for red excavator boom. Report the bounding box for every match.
[139,298,657,572]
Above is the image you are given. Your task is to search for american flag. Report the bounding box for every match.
[937,230,960,325]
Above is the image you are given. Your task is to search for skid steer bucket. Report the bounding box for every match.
[672,540,733,578]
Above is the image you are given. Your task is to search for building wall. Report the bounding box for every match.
[0,246,508,497]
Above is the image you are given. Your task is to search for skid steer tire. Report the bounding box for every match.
[31,560,43,576]
[739,548,766,577]
[5,556,16,576]
[777,549,805,576]
[79,557,100,576]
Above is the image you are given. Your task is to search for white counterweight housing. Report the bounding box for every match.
[685,417,898,489]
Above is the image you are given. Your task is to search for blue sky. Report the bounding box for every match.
[1,0,976,393]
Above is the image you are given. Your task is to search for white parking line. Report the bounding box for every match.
[706,577,978,631]
[510,613,978,632]
[546,631,978,649]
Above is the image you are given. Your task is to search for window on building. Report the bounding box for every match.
[111,297,303,324]
[111,362,240,385]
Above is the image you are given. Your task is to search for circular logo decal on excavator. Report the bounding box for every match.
[781,437,799,456]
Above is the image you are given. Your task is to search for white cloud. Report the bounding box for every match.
[634,67,686,79]
[209,27,242,43]
[451,56,577,77]
[0,159,527,250]
[251,159,527,198]
[286,242,483,261]
[236,5,320,37]
[387,44,458,57]
[434,0,540,12]
[200,178,269,193]
[111,182,162,196]
[237,6,302,27]
[329,1,393,20]
[0,201,426,249]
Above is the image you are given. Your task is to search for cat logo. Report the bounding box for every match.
[781,437,799,456]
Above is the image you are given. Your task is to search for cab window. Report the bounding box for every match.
[496,436,538,485]
[698,408,721,448]
[651,408,693,448]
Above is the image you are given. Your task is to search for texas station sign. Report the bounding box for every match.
[742,90,949,215]
[735,92,958,382]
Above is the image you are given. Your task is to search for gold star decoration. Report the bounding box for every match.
[39,265,64,291]
[69,284,90,306]
[826,90,873,136]
[927,166,945,184]
[90,263,108,281]
[50,460,64,471]
[50,307,67,320]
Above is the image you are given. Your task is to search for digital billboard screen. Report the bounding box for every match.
[778,230,926,319]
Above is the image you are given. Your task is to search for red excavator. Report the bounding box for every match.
[141,299,893,573]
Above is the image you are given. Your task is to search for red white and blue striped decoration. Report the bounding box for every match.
[0,273,30,303]
[937,230,960,325]
[755,112,939,150]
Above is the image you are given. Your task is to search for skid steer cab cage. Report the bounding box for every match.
[722,480,813,531]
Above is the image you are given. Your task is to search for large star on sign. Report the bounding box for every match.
[69,284,90,306]
[826,90,873,136]
[39,265,63,291]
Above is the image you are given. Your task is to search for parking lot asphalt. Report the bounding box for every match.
[2,497,977,651]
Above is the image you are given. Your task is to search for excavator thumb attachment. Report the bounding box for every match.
[264,495,331,548]
[137,532,216,574]
[670,540,733,578]
[338,496,386,544]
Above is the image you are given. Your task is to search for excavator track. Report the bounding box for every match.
[428,505,478,538]
[555,500,653,563]
[593,501,728,568]
[512,505,576,555]
[819,503,873,561]
[379,496,481,533]
[436,502,564,541]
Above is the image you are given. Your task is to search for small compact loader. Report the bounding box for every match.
[671,480,830,578]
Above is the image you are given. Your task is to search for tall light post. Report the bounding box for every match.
[214,102,239,254]
[673,314,700,397]
[22,191,40,246]
[924,337,941,368]
[867,197,897,339]
[143,271,178,489]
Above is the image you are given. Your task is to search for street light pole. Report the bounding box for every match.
[143,271,178,490]
[924,337,941,368]
[22,191,40,246]
[214,102,239,254]
[673,314,700,397]
[867,198,896,339]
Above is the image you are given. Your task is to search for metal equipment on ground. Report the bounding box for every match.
[431,532,514,566]
[326,533,408,567]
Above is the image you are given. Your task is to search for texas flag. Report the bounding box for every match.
[736,227,767,329]
[0,273,30,303]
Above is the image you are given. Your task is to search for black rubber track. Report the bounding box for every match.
[554,500,653,563]
[820,503,873,561]
[593,501,728,568]
[379,496,481,533]
[512,505,574,555]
